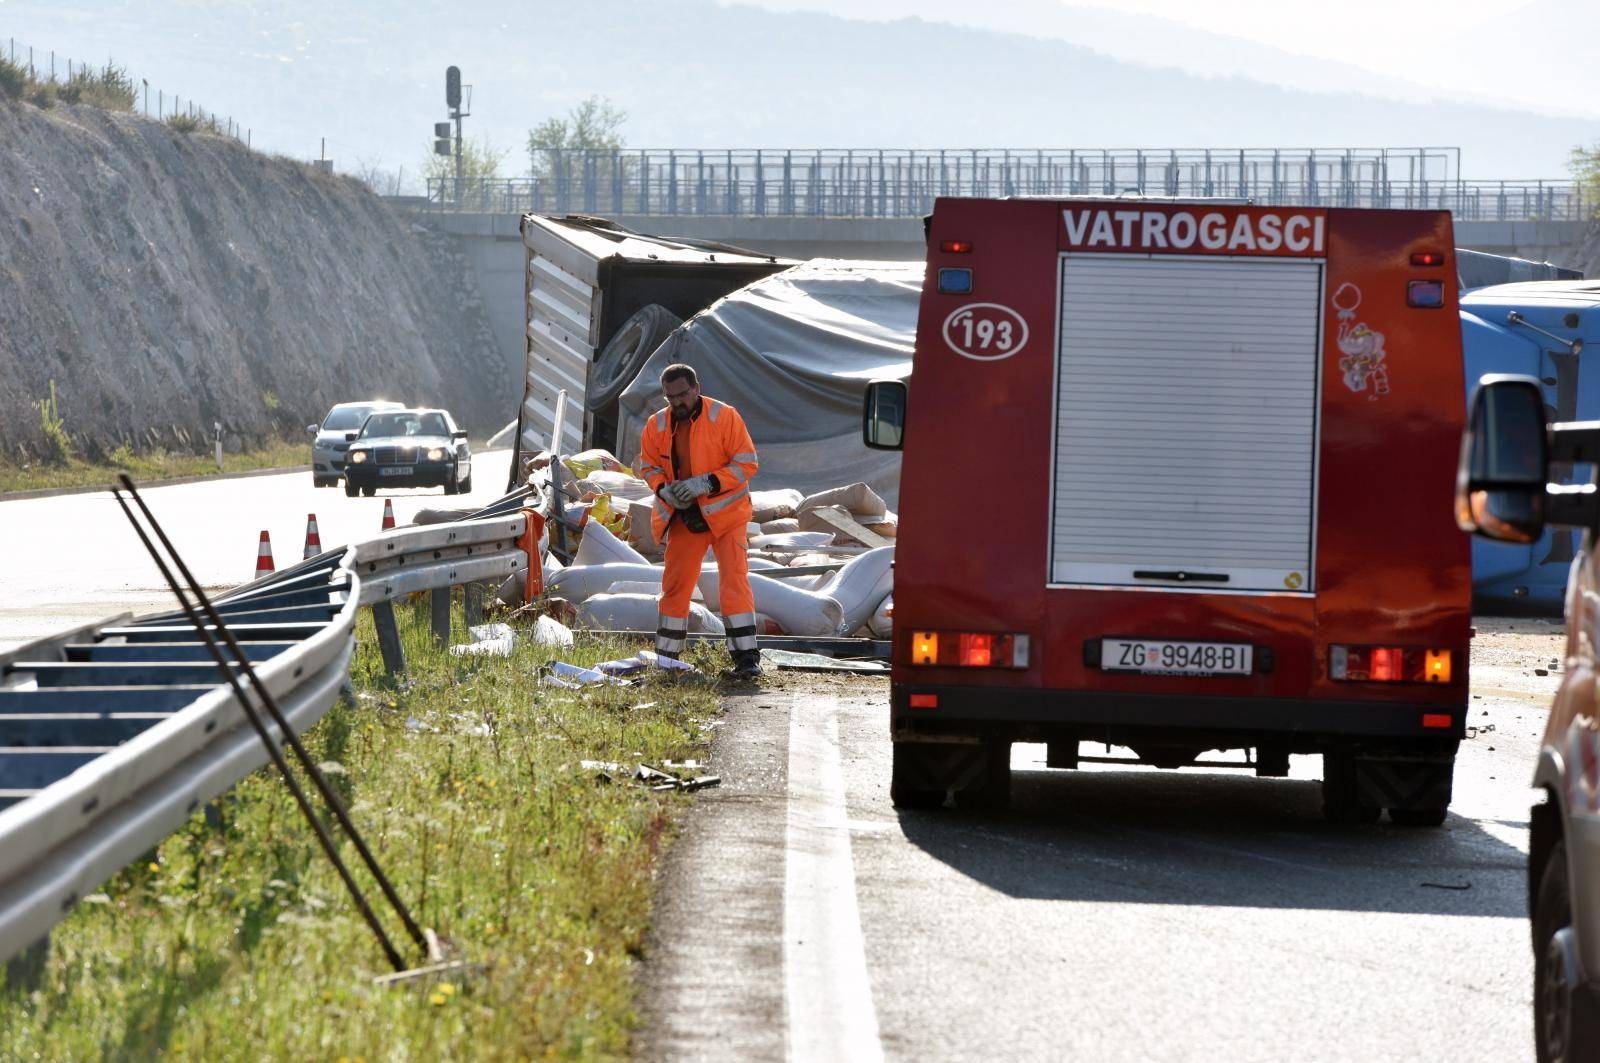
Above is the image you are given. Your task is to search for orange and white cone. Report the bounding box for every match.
[254,531,275,579]
[380,498,396,532]
[302,513,322,560]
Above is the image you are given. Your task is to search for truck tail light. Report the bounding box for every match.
[1410,251,1446,267]
[1330,645,1453,683]
[908,631,1029,669]
[940,240,973,253]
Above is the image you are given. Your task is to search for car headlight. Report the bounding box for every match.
[349,450,368,464]
[427,447,446,461]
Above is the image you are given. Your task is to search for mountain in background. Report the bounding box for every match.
[0,0,1591,185]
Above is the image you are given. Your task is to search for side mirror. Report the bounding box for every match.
[862,380,907,451]
[345,431,359,443]
[1456,374,1548,543]
[307,424,319,434]
[452,430,469,440]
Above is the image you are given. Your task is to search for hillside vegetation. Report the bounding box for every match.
[0,99,505,463]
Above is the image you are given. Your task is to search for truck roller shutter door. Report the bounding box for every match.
[1049,254,1323,593]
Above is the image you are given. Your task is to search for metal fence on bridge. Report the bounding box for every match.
[424,147,1590,223]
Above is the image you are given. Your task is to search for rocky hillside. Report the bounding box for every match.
[0,100,504,461]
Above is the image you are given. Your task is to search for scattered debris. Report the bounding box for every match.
[760,648,888,673]
[579,760,721,791]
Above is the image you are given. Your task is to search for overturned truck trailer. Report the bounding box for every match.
[511,215,789,488]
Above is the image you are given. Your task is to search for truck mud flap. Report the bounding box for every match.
[1354,754,1454,812]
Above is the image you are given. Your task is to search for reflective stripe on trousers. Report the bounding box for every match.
[656,612,688,657]
[724,611,759,653]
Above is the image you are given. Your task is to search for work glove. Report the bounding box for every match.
[669,475,716,507]
[659,484,694,511]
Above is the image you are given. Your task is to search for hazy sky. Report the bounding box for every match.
[725,0,1595,117]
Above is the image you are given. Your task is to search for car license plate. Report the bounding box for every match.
[380,466,413,477]
[1101,638,1252,676]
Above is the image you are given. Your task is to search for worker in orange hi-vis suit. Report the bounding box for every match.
[636,363,762,678]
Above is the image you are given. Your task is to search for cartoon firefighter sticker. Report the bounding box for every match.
[1332,282,1389,399]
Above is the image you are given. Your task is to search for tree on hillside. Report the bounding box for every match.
[527,96,629,207]
[422,135,508,200]
[1571,141,1600,216]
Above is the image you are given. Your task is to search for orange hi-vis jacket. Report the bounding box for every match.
[637,396,759,542]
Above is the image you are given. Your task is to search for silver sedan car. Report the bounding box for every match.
[310,400,404,487]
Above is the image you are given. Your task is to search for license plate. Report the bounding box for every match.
[380,466,413,477]
[1101,638,1253,676]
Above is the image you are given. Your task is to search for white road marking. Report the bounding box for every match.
[783,694,885,1063]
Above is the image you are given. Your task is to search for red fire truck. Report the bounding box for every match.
[863,197,1469,823]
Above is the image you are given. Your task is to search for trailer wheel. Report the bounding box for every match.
[1321,751,1379,824]
[1534,840,1575,1063]
[953,740,1012,812]
[586,304,683,412]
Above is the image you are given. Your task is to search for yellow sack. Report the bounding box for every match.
[567,448,634,479]
[589,494,628,536]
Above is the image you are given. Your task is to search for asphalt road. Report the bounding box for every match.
[645,621,1560,1062]
[0,450,514,653]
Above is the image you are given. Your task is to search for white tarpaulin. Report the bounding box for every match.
[615,260,919,503]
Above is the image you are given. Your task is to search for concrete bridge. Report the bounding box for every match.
[416,209,1593,387]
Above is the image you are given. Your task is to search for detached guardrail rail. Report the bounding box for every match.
[0,496,534,966]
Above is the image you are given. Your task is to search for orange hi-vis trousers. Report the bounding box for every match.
[656,524,758,658]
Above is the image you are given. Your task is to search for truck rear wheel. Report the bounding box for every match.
[890,743,946,809]
[953,739,1012,812]
[1321,751,1380,824]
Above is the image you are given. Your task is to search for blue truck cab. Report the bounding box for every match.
[1462,280,1600,609]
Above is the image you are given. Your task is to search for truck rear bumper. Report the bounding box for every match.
[894,685,1466,744]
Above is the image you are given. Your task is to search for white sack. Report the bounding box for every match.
[748,557,783,571]
[749,531,835,551]
[750,488,804,522]
[574,520,651,567]
[578,593,726,636]
[607,580,702,602]
[531,614,576,648]
[761,518,800,534]
[798,482,887,520]
[867,593,893,638]
[584,470,653,501]
[697,569,844,637]
[816,545,895,636]
[547,563,664,605]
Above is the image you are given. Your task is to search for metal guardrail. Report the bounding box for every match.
[423,147,1592,222]
[0,499,533,965]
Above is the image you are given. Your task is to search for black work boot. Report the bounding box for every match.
[730,649,762,679]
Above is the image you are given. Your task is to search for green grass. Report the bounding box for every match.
[0,597,723,1059]
[0,438,311,494]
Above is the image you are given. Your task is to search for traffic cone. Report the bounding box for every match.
[380,498,396,532]
[302,513,322,560]
[254,531,275,579]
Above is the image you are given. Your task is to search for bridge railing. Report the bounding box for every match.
[423,147,1591,222]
